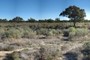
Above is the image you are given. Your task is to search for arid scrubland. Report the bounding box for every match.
[0,23,89,60]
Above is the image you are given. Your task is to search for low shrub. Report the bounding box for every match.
[68,27,76,40]
[48,29,60,36]
[3,28,22,39]
[0,27,5,39]
[35,45,61,60]
[11,52,20,60]
[22,28,36,38]
[0,43,14,51]
[0,27,37,39]
[83,42,90,50]
[75,28,88,37]
[37,28,48,36]
[68,27,88,40]
[69,27,76,32]
[82,42,90,60]
[37,28,61,37]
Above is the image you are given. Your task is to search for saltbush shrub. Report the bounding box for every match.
[11,52,20,60]
[0,27,5,39]
[48,29,60,36]
[22,27,36,38]
[23,31,36,38]
[82,42,90,60]
[37,28,48,36]
[37,28,61,37]
[75,28,88,36]
[36,45,60,60]
[3,28,22,39]
[83,42,90,50]
[68,27,76,40]
[0,27,37,39]
[69,27,76,32]
[68,27,89,40]
[0,43,14,51]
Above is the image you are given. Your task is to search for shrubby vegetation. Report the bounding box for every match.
[5,52,20,60]
[22,27,36,38]
[0,26,63,39]
[3,28,22,39]
[81,42,90,60]
[0,27,37,39]
[68,27,76,40]
[66,27,89,40]
[37,45,60,60]
[75,28,88,36]
[37,28,61,36]
[11,52,20,60]
[0,21,89,41]
[0,43,14,51]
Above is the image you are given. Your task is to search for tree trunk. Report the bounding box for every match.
[73,20,76,27]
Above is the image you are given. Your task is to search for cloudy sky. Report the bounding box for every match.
[0,0,90,20]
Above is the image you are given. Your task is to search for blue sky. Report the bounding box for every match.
[0,0,90,20]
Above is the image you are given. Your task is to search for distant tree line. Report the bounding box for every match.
[0,16,89,23]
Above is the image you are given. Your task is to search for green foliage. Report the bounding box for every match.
[83,42,90,50]
[68,27,88,40]
[0,27,37,39]
[55,18,60,22]
[82,42,90,59]
[75,28,88,36]
[48,29,60,36]
[68,27,88,37]
[37,28,61,36]
[67,27,89,40]
[69,27,76,32]
[10,16,24,22]
[11,52,20,60]
[37,28,48,35]
[38,45,60,60]
[60,5,86,27]
[68,27,76,39]
[27,18,36,22]
[0,19,8,22]
[46,19,54,23]
[3,28,22,38]
[0,26,88,39]
[22,27,36,38]
[0,27,5,35]
[0,43,14,51]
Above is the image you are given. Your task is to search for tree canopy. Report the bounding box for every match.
[59,5,86,27]
[27,18,36,22]
[10,16,24,22]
